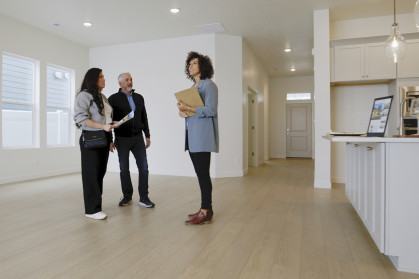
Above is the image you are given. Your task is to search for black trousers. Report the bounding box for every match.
[114,135,149,199]
[189,151,212,210]
[79,132,111,214]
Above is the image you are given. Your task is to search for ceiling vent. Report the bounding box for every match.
[196,23,225,33]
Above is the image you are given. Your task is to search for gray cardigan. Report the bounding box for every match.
[185,79,219,153]
[73,90,111,130]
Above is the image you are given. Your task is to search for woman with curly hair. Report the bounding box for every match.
[74,68,114,220]
[177,51,219,225]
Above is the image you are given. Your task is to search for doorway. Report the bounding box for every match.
[286,103,312,158]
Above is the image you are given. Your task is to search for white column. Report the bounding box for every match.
[313,9,331,188]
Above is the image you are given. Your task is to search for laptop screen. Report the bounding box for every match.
[367,95,393,137]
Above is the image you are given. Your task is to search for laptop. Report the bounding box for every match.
[366,95,393,137]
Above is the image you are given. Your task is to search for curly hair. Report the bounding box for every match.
[78,67,104,115]
[185,51,214,81]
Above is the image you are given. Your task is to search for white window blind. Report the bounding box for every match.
[46,65,73,146]
[2,53,37,148]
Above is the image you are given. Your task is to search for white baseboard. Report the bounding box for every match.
[0,168,80,185]
[314,179,332,189]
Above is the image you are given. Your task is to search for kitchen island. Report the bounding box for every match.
[325,135,419,274]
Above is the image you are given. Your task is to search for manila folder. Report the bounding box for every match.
[174,87,204,117]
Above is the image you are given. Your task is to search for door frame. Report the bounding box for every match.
[247,87,258,167]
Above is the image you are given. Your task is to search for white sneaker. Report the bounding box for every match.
[85,211,107,220]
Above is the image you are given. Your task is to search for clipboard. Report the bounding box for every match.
[174,87,204,117]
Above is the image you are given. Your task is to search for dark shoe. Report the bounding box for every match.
[185,209,213,225]
[139,197,155,208]
[118,197,132,206]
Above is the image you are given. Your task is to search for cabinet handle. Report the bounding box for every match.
[366,146,373,151]
[346,142,350,145]
[354,144,359,147]
[366,75,368,78]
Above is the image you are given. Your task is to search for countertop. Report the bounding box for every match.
[323,135,419,143]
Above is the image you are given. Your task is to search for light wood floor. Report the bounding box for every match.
[0,159,418,279]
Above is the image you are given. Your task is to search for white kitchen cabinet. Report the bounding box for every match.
[333,43,396,82]
[345,142,385,252]
[397,39,419,78]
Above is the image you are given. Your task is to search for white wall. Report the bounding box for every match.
[0,14,89,184]
[269,76,314,158]
[90,33,244,178]
[214,34,243,177]
[242,41,270,169]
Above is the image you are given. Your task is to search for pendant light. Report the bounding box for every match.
[385,0,406,63]
[415,0,419,30]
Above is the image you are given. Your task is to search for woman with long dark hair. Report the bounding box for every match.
[177,51,219,225]
[74,68,113,220]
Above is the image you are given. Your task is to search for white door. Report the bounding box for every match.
[286,103,312,158]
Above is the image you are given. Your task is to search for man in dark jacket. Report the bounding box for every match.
[108,73,155,208]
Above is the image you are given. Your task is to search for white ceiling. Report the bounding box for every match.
[0,0,416,77]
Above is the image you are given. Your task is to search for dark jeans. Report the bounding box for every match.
[189,151,212,210]
[115,135,149,199]
[79,132,111,214]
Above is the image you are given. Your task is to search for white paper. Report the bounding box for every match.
[115,111,134,127]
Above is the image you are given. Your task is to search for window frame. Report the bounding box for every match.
[286,92,312,101]
[46,63,76,147]
[1,52,40,149]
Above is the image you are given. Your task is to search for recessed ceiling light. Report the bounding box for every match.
[284,48,291,52]
[83,22,93,27]
[290,67,296,72]
[170,8,180,14]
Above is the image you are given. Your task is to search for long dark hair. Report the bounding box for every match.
[185,51,214,82]
[79,67,104,115]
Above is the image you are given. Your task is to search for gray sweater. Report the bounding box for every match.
[73,90,112,131]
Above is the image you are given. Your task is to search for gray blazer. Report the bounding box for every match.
[185,79,219,153]
[73,90,111,130]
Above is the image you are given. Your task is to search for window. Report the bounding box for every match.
[286,92,311,101]
[46,65,74,146]
[1,53,39,148]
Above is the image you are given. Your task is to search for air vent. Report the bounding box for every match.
[196,23,226,33]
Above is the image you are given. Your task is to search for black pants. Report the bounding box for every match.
[189,152,212,210]
[114,135,149,199]
[79,132,111,214]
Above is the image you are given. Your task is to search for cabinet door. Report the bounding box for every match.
[345,142,356,203]
[397,39,419,78]
[362,143,385,252]
[364,43,396,80]
[334,44,364,82]
[353,143,362,213]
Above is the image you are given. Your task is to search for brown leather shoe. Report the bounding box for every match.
[185,210,213,225]
[188,209,201,219]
